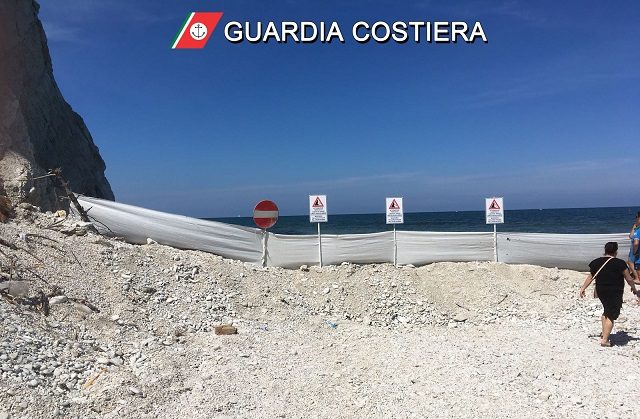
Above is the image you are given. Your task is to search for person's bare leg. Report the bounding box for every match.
[601,315,605,336]
[628,261,639,284]
[601,316,614,345]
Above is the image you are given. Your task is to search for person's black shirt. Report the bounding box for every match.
[589,257,628,290]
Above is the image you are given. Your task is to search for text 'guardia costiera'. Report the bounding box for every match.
[224,21,488,43]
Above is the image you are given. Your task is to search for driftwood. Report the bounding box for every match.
[1,237,45,269]
[44,218,66,230]
[0,191,99,318]
[455,302,471,311]
[14,244,44,265]
[68,297,100,313]
[19,265,51,286]
[30,168,90,222]
[23,233,82,267]
[49,168,90,222]
[86,213,115,236]
[0,280,99,316]
[25,233,61,245]
[0,289,50,316]
[0,185,102,319]
[0,238,18,250]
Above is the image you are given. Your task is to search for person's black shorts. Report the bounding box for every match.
[596,286,623,320]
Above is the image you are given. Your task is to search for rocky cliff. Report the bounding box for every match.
[0,0,114,211]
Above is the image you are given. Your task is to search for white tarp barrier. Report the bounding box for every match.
[322,232,393,266]
[78,196,263,264]
[266,232,394,268]
[498,233,631,271]
[78,197,633,271]
[266,234,322,268]
[397,231,495,266]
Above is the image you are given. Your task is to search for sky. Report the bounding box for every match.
[38,0,639,217]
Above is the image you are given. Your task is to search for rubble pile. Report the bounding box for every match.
[1,209,639,418]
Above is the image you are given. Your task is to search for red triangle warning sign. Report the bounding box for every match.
[312,197,324,208]
[489,199,501,210]
[389,199,400,210]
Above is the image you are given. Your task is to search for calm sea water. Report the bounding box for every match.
[210,206,639,235]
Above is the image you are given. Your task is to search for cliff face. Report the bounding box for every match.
[0,0,114,210]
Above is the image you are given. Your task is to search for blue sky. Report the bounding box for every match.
[39,0,639,217]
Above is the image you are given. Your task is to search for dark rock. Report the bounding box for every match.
[0,195,12,222]
[17,202,37,211]
[140,286,157,294]
[214,325,237,335]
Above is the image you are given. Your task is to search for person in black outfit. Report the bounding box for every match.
[579,242,637,347]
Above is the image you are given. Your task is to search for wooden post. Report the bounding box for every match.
[51,168,90,222]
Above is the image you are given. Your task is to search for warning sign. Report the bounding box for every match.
[386,197,404,224]
[309,195,328,223]
[485,197,504,224]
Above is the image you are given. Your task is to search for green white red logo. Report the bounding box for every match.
[171,12,223,49]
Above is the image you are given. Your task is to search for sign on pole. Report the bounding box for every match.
[309,195,328,223]
[309,195,327,268]
[253,200,279,229]
[485,197,504,224]
[386,197,404,224]
[386,197,403,268]
[485,197,503,263]
[253,200,278,267]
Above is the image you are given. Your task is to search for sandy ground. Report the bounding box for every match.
[1,207,639,418]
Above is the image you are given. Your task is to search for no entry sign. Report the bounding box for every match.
[253,200,279,229]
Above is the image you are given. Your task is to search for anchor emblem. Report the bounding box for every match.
[190,22,207,40]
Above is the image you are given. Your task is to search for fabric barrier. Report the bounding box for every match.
[397,231,495,266]
[265,234,322,268]
[498,232,630,271]
[78,196,263,264]
[78,197,633,271]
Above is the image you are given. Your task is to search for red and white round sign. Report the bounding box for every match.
[253,200,279,229]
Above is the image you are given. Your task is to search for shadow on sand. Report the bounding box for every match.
[610,331,640,346]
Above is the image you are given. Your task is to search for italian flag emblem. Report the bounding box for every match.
[171,12,223,49]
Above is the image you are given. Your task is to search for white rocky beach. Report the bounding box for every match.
[1,1,638,418]
[1,206,639,418]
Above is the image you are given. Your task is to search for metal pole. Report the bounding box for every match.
[261,228,268,267]
[493,224,497,263]
[318,223,323,268]
[393,224,397,267]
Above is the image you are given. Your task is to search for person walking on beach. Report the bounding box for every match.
[579,242,637,347]
[628,212,640,283]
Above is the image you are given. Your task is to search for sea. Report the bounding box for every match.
[211,206,639,235]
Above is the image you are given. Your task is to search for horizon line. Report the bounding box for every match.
[208,204,640,219]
